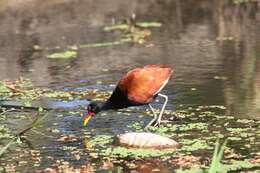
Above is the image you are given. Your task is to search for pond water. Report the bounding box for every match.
[0,0,260,172]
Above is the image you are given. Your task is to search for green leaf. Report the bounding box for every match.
[47,51,77,59]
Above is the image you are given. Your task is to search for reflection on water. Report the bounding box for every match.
[216,1,260,119]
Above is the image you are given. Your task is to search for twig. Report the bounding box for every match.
[0,104,50,111]
[31,129,55,139]
[5,84,25,93]
[0,108,16,115]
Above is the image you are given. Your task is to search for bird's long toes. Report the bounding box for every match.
[144,127,151,132]
[160,120,171,123]
[153,121,160,127]
[154,120,170,127]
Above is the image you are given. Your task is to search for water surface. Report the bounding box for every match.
[0,0,259,172]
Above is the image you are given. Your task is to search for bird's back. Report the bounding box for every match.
[115,64,173,105]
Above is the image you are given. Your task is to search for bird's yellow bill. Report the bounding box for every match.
[83,115,92,126]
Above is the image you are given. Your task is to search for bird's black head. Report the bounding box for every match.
[87,102,101,114]
[83,102,101,126]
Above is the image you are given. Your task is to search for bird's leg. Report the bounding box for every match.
[144,104,158,131]
[154,93,168,127]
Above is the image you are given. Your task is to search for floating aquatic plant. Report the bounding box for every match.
[104,22,162,31]
[1,79,260,172]
[47,50,77,59]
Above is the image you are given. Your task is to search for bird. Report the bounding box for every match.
[83,64,173,130]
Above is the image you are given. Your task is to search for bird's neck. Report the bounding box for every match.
[98,101,114,111]
[97,87,129,111]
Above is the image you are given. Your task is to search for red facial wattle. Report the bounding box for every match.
[83,111,94,126]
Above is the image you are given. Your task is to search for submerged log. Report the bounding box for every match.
[117,132,179,149]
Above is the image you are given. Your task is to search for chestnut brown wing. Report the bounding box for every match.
[118,65,173,104]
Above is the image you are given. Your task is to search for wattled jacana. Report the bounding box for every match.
[83,64,173,130]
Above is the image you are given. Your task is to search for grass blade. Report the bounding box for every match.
[208,138,228,173]
[0,138,16,157]
[0,111,50,157]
